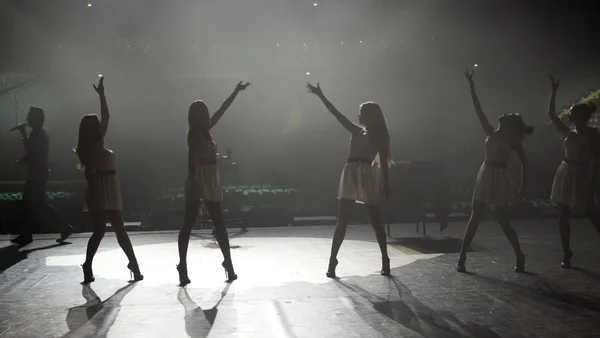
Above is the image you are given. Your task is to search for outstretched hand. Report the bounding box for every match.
[549,75,560,93]
[93,76,105,96]
[235,81,251,91]
[306,82,323,96]
[464,70,475,89]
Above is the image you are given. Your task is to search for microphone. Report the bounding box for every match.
[10,123,27,131]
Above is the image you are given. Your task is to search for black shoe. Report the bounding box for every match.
[177,264,191,286]
[514,253,526,273]
[57,225,76,243]
[381,257,391,276]
[561,251,573,269]
[127,262,144,282]
[326,258,338,278]
[82,263,95,285]
[222,261,237,283]
[11,235,33,247]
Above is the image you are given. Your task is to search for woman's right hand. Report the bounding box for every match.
[549,75,559,93]
[464,70,475,89]
[93,76,105,96]
[306,82,323,96]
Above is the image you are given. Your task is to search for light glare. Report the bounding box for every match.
[87,3,92,7]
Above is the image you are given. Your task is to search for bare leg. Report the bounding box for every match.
[82,210,106,283]
[106,210,142,279]
[495,206,524,256]
[495,206,525,272]
[178,200,201,268]
[327,198,355,277]
[457,200,486,272]
[366,204,390,275]
[204,201,232,265]
[205,200,237,281]
[83,210,106,267]
[558,204,572,268]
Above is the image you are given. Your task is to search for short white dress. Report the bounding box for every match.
[551,130,594,210]
[337,130,381,206]
[472,131,513,207]
[184,143,223,203]
[85,149,123,211]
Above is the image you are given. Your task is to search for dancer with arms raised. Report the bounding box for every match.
[547,76,600,268]
[307,82,393,278]
[177,81,250,286]
[457,71,533,273]
[76,77,143,284]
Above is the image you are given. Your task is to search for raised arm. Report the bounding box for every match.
[464,71,494,135]
[513,142,529,200]
[210,81,251,129]
[306,82,362,134]
[547,76,570,138]
[93,77,109,137]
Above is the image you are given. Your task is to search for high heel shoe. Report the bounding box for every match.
[514,253,526,273]
[222,261,237,283]
[456,255,467,273]
[81,263,95,284]
[177,264,191,286]
[381,257,391,276]
[326,258,338,279]
[561,251,573,269]
[127,262,144,282]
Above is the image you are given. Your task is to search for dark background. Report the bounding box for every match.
[0,0,599,216]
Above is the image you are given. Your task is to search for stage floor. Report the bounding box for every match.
[1,220,600,337]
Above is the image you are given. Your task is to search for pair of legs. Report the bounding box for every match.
[177,199,235,284]
[557,204,600,268]
[12,174,73,246]
[458,200,525,272]
[82,209,142,283]
[327,198,390,277]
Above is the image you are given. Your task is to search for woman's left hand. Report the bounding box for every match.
[93,76,105,96]
[235,81,251,91]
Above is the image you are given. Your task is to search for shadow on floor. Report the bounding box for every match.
[473,273,600,315]
[389,237,472,254]
[336,276,503,338]
[177,284,231,338]
[0,241,70,272]
[62,283,136,337]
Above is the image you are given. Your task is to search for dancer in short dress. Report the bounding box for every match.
[307,82,393,278]
[547,76,600,268]
[177,81,251,286]
[457,71,534,273]
[75,77,143,284]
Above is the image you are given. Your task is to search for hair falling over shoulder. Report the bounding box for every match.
[359,102,394,168]
[75,114,104,170]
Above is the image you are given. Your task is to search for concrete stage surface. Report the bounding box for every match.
[1,220,600,337]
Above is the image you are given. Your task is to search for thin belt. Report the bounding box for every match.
[564,159,590,166]
[483,160,507,169]
[347,158,372,165]
[93,170,116,176]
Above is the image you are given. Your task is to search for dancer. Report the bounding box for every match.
[547,76,600,268]
[306,82,393,278]
[177,81,251,286]
[457,71,533,273]
[11,107,74,246]
[75,77,143,284]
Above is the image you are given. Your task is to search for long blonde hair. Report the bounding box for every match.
[359,102,394,168]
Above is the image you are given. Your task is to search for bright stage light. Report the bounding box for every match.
[306,72,311,76]
[87,3,92,7]
[314,3,318,7]
[98,74,103,78]
[474,64,478,67]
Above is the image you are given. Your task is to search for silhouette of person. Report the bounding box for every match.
[547,76,600,268]
[177,81,250,286]
[75,77,143,284]
[307,82,393,278]
[11,107,74,247]
[457,71,533,273]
